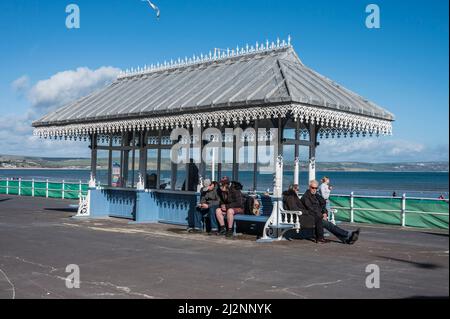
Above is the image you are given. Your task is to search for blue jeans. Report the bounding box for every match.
[208,205,219,231]
[189,205,219,231]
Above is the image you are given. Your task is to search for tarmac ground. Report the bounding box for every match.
[0,194,448,299]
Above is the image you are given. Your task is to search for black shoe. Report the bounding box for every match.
[347,229,360,245]
[219,228,227,236]
[226,229,234,238]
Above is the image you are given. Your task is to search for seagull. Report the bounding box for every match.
[141,0,160,19]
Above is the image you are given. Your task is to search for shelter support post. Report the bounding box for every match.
[89,133,98,187]
[308,123,318,183]
[138,130,147,190]
[108,134,113,187]
[294,120,300,186]
[232,126,239,182]
[253,119,259,192]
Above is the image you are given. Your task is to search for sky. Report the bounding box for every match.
[0,0,448,162]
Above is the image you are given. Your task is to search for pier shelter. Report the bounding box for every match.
[32,38,394,239]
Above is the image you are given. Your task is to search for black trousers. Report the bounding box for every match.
[315,215,350,242]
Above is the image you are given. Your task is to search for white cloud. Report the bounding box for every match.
[11,75,30,94]
[28,66,120,116]
[1,66,120,157]
[316,138,448,162]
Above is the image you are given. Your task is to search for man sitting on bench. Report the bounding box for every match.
[293,181,360,244]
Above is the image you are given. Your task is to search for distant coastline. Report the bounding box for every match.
[1,154,448,173]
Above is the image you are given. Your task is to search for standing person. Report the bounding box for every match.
[216,180,244,238]
[319,177,333,222]
[301,180,360,245]
[182,159,199,191]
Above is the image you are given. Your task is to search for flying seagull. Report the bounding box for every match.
[142,0,160,19]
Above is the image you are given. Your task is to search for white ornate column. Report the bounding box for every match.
[136,173,145,191]
[258,156,284,242]
[309,157,316,183]
[294,157,300,186]
[88,173,97,188]
[273,156,283,198]
[211,148,216,182]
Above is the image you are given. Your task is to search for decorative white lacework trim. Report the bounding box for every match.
[33,104,393,140]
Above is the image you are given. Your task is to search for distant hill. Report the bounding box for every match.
[0,155,448,172]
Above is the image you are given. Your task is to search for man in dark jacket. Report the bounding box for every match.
[216,181,244,238]
[301,180,360,244]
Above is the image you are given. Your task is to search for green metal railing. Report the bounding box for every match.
[330,193,449,230]
[0,178,448,230]
[0,178,88,200]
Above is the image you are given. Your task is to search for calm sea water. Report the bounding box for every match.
[0,169,448,199]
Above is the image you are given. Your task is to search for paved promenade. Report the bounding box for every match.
[0,194,448,299]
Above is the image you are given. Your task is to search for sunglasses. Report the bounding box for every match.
[310,187,318,190]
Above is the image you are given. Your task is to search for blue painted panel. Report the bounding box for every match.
[89,189,111,218]
[89,188,136,220]
[102,189,136,220]
[135,191,159,223]
[156,192,199,226]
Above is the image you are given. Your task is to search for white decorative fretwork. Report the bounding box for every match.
[258,156,303,242]
[33,103,393,140]
[76,192,90,217]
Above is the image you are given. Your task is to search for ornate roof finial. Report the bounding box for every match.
[118,36,295,79]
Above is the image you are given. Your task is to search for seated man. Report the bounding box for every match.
[216,181,244,238]
[187,179,218,233]
[300,180,360,245]
[198,180,220,234]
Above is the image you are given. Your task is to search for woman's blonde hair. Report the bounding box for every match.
[321,176,330,183]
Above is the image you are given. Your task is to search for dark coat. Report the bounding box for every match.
[283,189,316,229]
[227,183,244,210]
[217,187,229,206]
[200,188,220,206]
[300,190,328,218]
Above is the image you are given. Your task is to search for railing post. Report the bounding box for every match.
[350,192,355,223]
[62,180,65,199]
[79,180,82,199]
[18,178,22,196]
[32,179,35,197]
[46,179,49,198]
[401,193,407,227]
[6,178,9,195]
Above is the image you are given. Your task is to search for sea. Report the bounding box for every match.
[0,169,448,199]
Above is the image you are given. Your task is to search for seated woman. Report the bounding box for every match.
[283,185,316,238]
[216,180,244,238]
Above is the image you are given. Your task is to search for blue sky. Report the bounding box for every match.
[0,0,448,162]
